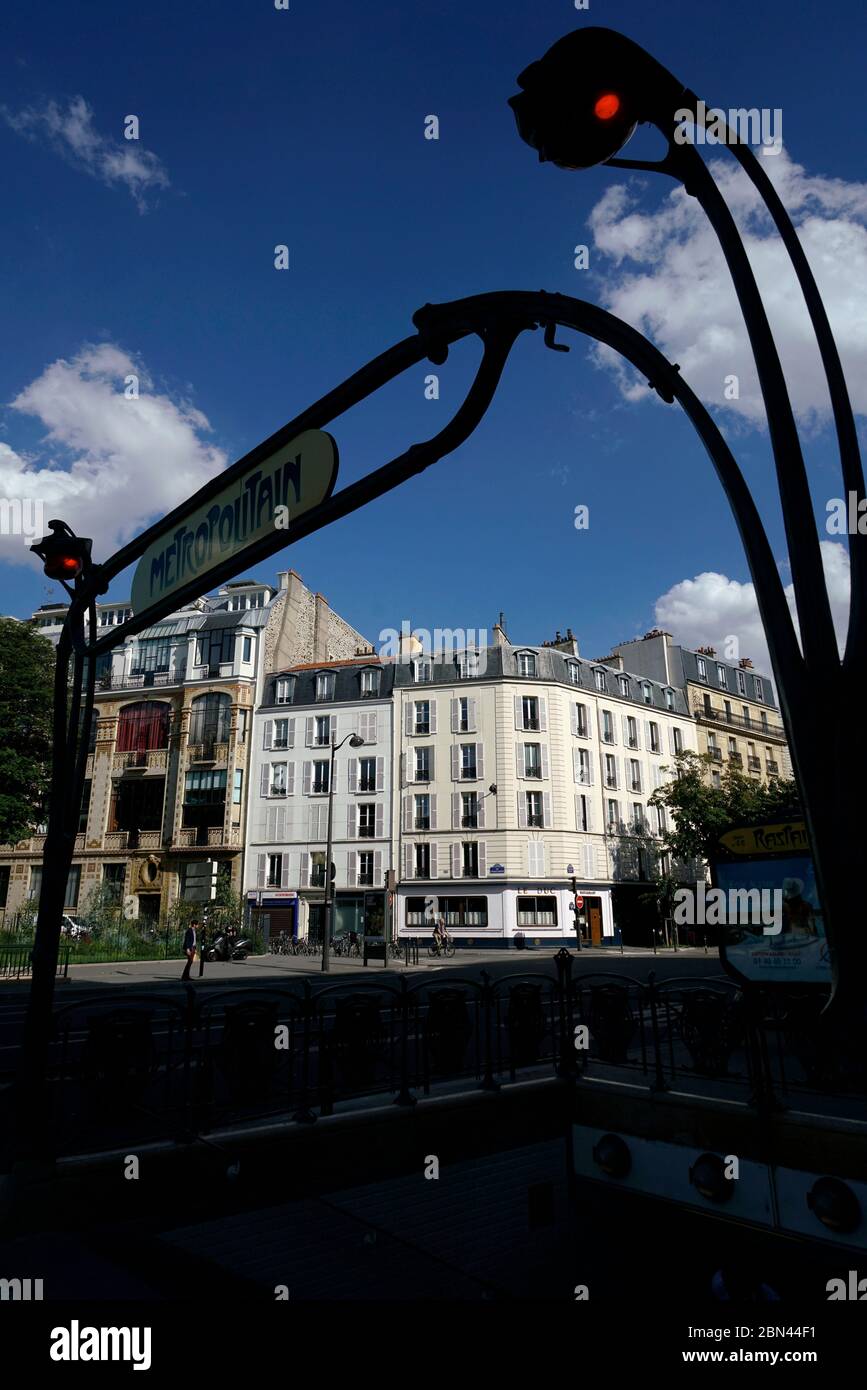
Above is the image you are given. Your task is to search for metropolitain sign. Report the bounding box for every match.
[131,429,338,614]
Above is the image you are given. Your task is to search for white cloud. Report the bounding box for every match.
[0,344,226,567]
[588,151,867,425]
[2,96,169,210]
[652,541,850,675]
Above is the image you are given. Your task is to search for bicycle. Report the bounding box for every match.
[427,934,456,959]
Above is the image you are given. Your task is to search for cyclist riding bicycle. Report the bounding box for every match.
[432,914,450,954]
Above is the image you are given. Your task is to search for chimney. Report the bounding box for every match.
[493,612,509,646]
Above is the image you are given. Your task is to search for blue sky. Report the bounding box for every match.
[1,0,865,676]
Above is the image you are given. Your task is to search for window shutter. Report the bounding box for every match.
[376,756,384,791]
[429,843,438,878]
[575,794,583,832]
[539,698,548,733]
[477,841,487,878]
[265,805,276,840]
[572,748,581,784]
[286,762,295,795]
[429,748,436,779]
[347,851,357,888]
[257,853,266,887]
[514,695,523,730]
[586,797,593,833]
[280,855,290,888]
[401,751,408,787]
[644,720,652,751]
[429,700,438,734]
[305,717,314,746]
[331,764,338,795]
[517,746,524,779]
[477,794,486,829]
[451,843,461,878]
[476,742,484,780]
[622,715,630,745]
[570,704,578,737]
[403,795,413,832]
[542,792,552,828]
[668,726,676,754]
[468,698,477,732]
[376,803,384,838]
[583,843,593,878]
[586,752,594,786]
[302,761,312,795]
[517,791,528,828]
[374,850,382,884]
[299,854,310,888]
[260,763,270,797]
[275,805,287,841]
[451,745,460,781]
[287,718,296,748]
[347,805,356,839]
[451,792,460,829]
[405,703,413,736]
[348,759,358,792]
[263,720,273,750]
[368,712,378,743]
[402,843,413,880]
[429,795,437,831]
[540,745,549,780]
[450,698,459,733]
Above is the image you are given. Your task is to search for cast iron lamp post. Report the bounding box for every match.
[321,730,365,974]
[509,27,865,1017]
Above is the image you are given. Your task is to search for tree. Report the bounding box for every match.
[649,750,801,866]
[0,618,55,844]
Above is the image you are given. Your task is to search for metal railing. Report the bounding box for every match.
[0,943,70,980]
[8,952,856,1158]
[693,704,785,738]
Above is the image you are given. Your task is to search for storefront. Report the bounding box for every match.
[247,890,298,944]
[398,884,615,947]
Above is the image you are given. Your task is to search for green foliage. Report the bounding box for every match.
[649,750,801,865]
[78,880,124,937]
[0,618,55,844]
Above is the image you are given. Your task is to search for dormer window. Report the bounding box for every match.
[642,682,652,705]
[456,650,480,679]
[315,672,335,702]
[567,662,580,686]
[618,676,629,697]
[517,651,536,678]
[275,676,295,705]
[359,668,380,697]
[754,676,764,702]
[413,658,431,684]
[594,669,606,693]
[717,664,727,688]
[665,688,675,711]
[697,657,708,681]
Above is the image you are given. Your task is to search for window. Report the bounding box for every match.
[642,682,652,704]
[455,697,470,732]
[576,748,591,785]
[358,756,376,792]
[312,761,330,794]
[358,803,376,838]
[461,744,477,779]
[266,853,283,888]
[724,700,733,721]
[517,896,558,927]
[629,759,641,792]
[672,728,683,754]
[269,762,288,796]
[761,711,768,732]
[648,722,661,754]
[568,662,580,685]
[315,672,335,701]
[461,792,478,829]
[656,805,667,834]
[626,716,638,748]
[358,851,375,886]
[577,794,589,832]
[462,842,479,877]
[602,711,615,744]
[665,688,675,711]
[103,863,125,900]
[414,794,430,830]
[712,770,721,789]
[697,657,707,681]
[78,779,92,833]
[522,696,539,731]
[728,737,737,755]
[632,803,644,831]
[434,896,488,928]
[242,636,252,662]
[233,769,243,804]
[415,843,431,878]
[195,629,234,672]
[594,669,606,693]
[413,658,431,683]
[414,701,430,734]
[574,703,588,737]
[524,743,542,778]
[131,638,172,675]
[117,702,171,754]
[526,791,543,827]
[754,676,764,701]
[742,705,751,728]
[184,769,227,806]
[618,676,629,697]
[414,747,431,783]
[314,715,331,746]
[360,668,380,696]
[273,718,291,750]
[310,852,326,888]
[275,677,294,704]
[189,692,231,749]
[605,754,617,788]
[607,799,619,831]
[717,664,727,688]
[457,650,480,679]
[736,669,746,695]
[518,652,536,678]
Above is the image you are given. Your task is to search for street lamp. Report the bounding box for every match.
[321,730,365,973]
[509,27,865,1018]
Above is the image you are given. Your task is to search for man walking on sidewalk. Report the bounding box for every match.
[181,918,199,982]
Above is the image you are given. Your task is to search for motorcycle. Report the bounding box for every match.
[204,932,251,963]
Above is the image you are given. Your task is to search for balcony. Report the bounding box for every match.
[104,831,129,851]
[748,757,762,772]
[112,748,169,774]
[767,760,780,776]
[137,830,163,850]
[187,741,229,767]
[694,704,785,738]
[729,751,743,766]
[708,748,722,762]
[99,671,180,691]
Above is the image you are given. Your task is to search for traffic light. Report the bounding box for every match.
[508,27,686,171]
[31,520,92,583]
